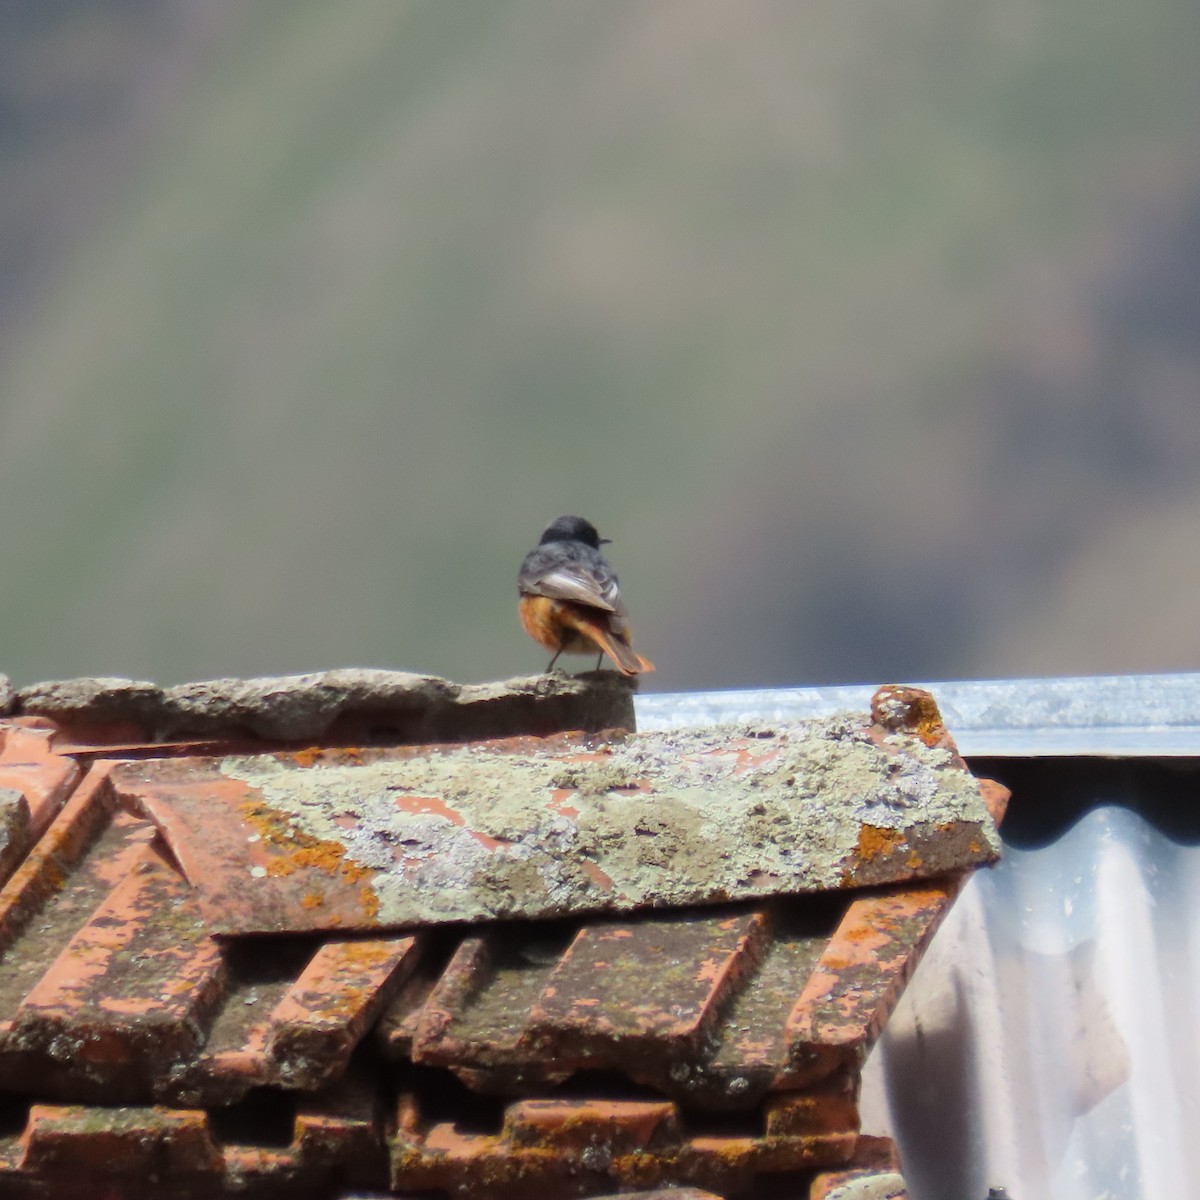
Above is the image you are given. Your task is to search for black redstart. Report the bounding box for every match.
[518,515,655,676]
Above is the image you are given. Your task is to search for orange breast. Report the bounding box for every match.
[519,594,568,652]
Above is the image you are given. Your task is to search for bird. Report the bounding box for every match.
[517,515,655,676]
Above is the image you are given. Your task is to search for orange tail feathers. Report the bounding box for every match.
[562,610,655,676]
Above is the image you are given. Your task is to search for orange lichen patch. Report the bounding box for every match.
[359,884,380,920]
[237,796,377,907]
[265,841,350,879]
[833,924,891,955]
[854,825,906,864]
[278,745,368,771]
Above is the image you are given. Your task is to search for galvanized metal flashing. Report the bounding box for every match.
[636,671,1200,757]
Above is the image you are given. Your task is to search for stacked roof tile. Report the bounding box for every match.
[0,671,1005,1198]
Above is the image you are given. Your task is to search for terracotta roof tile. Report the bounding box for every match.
[106,714,997,935]
[0,720,81,887]
[2,1077,386,1198]
[379,880,961,1109]
[390,1091,858,1198]
[0,765,422,1106]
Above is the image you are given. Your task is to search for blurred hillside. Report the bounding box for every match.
[1,0,1199,691]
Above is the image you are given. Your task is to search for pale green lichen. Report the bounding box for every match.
[216,713,996,927]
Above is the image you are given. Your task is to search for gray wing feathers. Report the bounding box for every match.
[529,567,620,613]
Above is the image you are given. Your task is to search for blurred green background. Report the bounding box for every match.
[2,0,1199,692]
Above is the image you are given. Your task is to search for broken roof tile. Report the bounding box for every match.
[109,712,1000,936]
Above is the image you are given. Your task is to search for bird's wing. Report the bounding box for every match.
[527,564,620,613]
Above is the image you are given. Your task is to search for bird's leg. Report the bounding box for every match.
[546,648,564,673]
[594,651,603,671]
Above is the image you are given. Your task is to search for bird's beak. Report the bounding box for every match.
[599,537,612,545]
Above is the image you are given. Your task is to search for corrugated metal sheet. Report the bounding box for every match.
[637,674,1200,1200]
[865,805,1196,1200]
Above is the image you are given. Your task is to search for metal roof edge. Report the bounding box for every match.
[634,671,1200,757]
